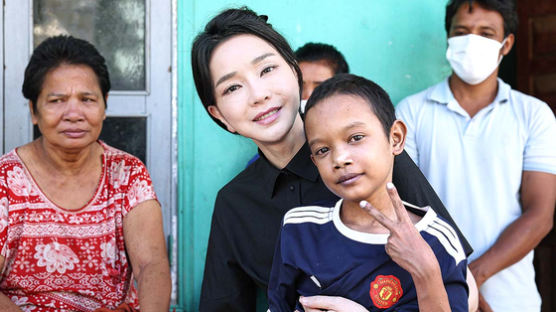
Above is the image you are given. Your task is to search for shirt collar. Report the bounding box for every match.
[492,78,511,104]
[428,77,511,108]
[257,142,319,198]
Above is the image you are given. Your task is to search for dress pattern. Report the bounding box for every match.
[0,142,157,311]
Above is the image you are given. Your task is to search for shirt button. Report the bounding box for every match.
[289,185,295,191]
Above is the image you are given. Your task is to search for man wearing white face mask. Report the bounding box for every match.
[396,1,556,311]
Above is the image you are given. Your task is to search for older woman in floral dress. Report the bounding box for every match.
[0,36,170,311]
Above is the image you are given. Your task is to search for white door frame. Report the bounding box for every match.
[3,1,177,299]
[0,4,3,154]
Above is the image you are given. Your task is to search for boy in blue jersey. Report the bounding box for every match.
[268,74,468,312]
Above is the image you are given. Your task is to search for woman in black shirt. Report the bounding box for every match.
[191,7,473,312]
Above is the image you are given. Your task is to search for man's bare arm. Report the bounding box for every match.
[469,171,556,287]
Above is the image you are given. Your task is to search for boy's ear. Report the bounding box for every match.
[207,105,237,133]
[389,120,407,156]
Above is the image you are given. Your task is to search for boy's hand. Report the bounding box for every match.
[359,182,438,277]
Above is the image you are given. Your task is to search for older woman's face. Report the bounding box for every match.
[32,64,106,151]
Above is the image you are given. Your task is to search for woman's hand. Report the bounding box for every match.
[476,292,493,312]
[359,183,438,276]
[468,261,493,312]
[299,295,368,312]
[466,267,479,312]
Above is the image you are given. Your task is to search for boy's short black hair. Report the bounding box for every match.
[445,0,518,37]
[295,42,349,75]
[191,7,303,132]
[22,35,110,112]
[303,74,396,137]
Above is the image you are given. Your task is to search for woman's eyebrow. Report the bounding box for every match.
[47,91,98,97]
[215,52,276,88]
[215,71,237,88]
[80,92,99,97]
[251,52,275,64]
[46,92,66,97]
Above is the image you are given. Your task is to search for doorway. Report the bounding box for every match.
[2,0,178,304]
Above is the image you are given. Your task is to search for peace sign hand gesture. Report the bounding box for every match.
[359,182,438,275]
[360,183,451,312]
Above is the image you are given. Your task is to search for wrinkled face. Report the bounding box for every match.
[32,64,106,151]
[449,2,505,42]
[208,34,300,147]
[305,94,405,203]
[299,61,335,100]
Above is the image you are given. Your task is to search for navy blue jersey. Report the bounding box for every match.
[268,199,468,312]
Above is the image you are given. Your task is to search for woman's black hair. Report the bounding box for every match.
[22,35,111,111]
[191,7,303,132]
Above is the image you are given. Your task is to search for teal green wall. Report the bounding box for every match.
[178,1,449,310]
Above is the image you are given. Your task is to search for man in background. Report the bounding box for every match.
[396,0,556,311]
[295,42,349,112]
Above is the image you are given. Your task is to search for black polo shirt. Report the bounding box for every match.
[199,144,471,312]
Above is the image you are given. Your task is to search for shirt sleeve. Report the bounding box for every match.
[124,157,157,215]
[523,100,556,174]
[267,224,301,312]
[395,259,468,312]
[199,194,257,312]
[446,267,469,311]
[425,217,469,312]
[396,97,419,165]
[441,257,469,312]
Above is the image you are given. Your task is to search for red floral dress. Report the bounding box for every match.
[0,142,157,311]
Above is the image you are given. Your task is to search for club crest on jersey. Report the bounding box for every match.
[370,275,403,309]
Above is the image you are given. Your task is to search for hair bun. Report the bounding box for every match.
[258,14,268,22]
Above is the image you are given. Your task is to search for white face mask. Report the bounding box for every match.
[446,34,507,85]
